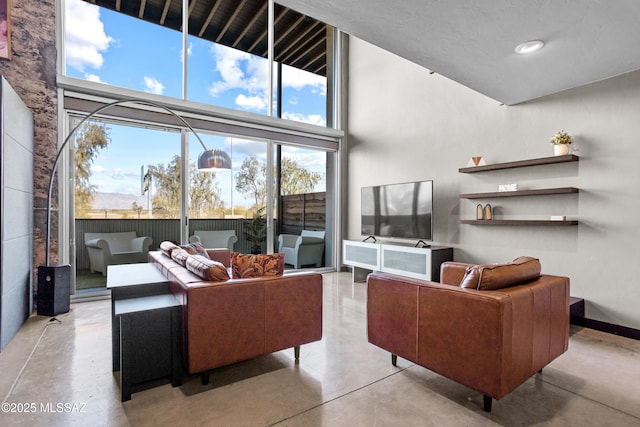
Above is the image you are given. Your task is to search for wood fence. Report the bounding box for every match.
[279,192,326,234]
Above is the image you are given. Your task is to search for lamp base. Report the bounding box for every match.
[37,265,71,316]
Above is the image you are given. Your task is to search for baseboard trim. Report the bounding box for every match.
[569,297,638,340]
[573,317,640,341]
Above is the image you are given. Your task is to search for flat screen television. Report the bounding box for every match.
[361,180,433,241]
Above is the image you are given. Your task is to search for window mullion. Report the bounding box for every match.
[181,129,190,244]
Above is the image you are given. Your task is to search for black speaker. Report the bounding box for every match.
[37,265,71,316]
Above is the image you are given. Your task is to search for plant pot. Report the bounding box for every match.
[553,144,570,156]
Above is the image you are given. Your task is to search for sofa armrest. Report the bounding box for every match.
[206,249,231,267]
[264,273,323,353]
[297,236,324,247]
[440,261,471,286]
[130,236,152,252]
[278,234,299,249]
[367,273,423,363]
[85,238,111,254]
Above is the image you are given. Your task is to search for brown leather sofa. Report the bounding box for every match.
[367,260,569,412]
[149,250,323,383]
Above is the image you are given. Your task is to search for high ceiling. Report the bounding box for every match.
[277,0,640,105]
[85,0,328,76]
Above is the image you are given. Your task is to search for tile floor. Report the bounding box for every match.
[1,272,639,426]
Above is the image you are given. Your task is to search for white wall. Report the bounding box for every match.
[1,77,34,350]
[346,38,640,330]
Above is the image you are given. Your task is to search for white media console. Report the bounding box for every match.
[342,240,453,282]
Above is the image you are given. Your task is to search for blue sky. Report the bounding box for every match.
[64,0,328,209]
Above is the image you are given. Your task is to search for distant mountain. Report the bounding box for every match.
[92,192,150,210]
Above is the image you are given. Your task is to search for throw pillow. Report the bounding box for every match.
[180,242,210,259]
[459,265,481,289]
[230,252,285,279]
[460,256,541,290]
[160,241,178,258]
[186,255,230,282]
[170,247,190,266]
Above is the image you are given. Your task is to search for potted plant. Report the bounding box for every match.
[243,207,267,254]
[550,130,572,156]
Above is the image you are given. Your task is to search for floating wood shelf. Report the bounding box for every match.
[459,154,579,173]
[459,187,579,199]
[459,219,579,226]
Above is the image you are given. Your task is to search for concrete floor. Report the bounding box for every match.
[1,271,639,426]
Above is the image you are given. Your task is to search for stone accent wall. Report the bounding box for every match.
[0,1,57,279]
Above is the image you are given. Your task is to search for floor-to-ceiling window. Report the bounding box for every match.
[59,0,342,296]
[64,0,183,97]
[275,144,334,267]
[63,0,333,125]
[70,118,184,293]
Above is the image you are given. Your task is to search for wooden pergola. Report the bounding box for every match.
[83,0,328,77]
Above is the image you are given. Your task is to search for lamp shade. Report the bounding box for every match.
[198,149,232,170]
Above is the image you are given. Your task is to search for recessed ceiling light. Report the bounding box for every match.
[515,40,545,54]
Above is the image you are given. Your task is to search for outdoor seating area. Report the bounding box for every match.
[189,230,238,251]
[84,231,153,276]
[278,230,325,269]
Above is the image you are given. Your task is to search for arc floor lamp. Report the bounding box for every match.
[37,98,231,316]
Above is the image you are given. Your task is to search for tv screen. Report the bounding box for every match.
[361,180,433,240]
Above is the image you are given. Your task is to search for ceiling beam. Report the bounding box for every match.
[281,25,325,64]
[197,0,222,37]
[216,0,248,43]
[159,0,171,25]
[79,0,327,77]
[301,48,325,71]
[275,21,323,62]
[312,63,326,75]
[248,7,288,54]
[138,0,147,19]
[232,2,267,48]
[274,14,305,49]
[188,0,198,16]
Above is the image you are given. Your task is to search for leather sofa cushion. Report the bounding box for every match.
[186,254,230,281]
[231,252,285,278]
[460,256,541,290]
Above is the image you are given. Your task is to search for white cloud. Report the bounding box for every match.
[282,65,327,96]
[143,76,165,95]
[235,94,267,111]
[231,139,268,158]
[65,0,113,72]
[84,73,103,83]
[92,164,137,180]
[283,150,325,169]
[282,112,326,127]
[288,96,298,105]
[208,44,255,96]
[108,168,132,180]
[206,43,327,112]
[207,44,271,111]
